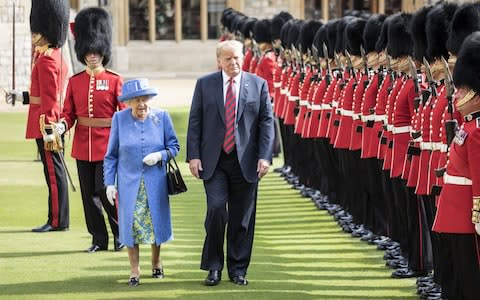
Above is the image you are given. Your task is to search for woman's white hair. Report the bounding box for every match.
[216,40,244,58]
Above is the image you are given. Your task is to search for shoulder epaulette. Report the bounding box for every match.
[106,69,121,76]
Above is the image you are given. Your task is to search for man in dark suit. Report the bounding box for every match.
[187,40,274,286]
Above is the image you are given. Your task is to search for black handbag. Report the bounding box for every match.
[166,150,187,195]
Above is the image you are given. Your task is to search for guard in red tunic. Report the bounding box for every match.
[27,0,70,232]
[433,31,480,300]
[60,8,126,252]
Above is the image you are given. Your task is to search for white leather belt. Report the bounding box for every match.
[273,82,281,88]
[321,103,331,109]
[280,88,287,95]
[299,100,309,106]
[362,115,375,122]
[440,144,448,153]
[331,100,339,107]
[352,113,361,120]
[311,104,322,110]
[413,136,423,143]
[387,124,394,132]
[392,125,411,134]
[288,95,299,102]
[420,142,432,150]
[443,173,472,185]
[374,114,386,122]
[431,142,443,151]
[341,109,353,117]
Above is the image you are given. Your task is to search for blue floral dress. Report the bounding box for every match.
[132,177,155,244]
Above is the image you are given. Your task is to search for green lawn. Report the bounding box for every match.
[0,110,418,299]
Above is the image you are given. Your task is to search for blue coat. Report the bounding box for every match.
[104,108,179,247]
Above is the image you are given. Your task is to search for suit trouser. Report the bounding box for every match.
[76,160,119,247]
[439,233,480,300]
[35,138,69,228]
[201,150,258,278]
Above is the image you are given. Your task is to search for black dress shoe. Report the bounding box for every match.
[32,224,68,232]
[230,275,248,286]
[128,276,140,287]
[152,267,164,278]
[114,242,125,252]
[86,244,108,253]
[204,270,221,286]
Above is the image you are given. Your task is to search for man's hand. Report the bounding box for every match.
[43,134,55,143]
[55,122,66,135]
[475,223,480,236]
[106,185,117,206]
[143,152,162,166]
[257,159,270,179]
[189,159,203,179]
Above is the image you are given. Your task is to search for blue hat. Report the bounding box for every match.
[118,78,158,102]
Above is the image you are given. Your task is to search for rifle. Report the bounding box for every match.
[407,56,421,112]
[360,45,368,74]
[440,56,458,146]
[345,50,355,79]
[423,57,437,97]
[322,43,332,85]
[312,44,320,69]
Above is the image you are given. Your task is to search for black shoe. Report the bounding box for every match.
[204,270,221,286]
[114,241,125,252]
[32,224,68,232]
[230,275,248,286]
[86,244,108,253]
[152,268,164,279]
[128,276,140,287]
[391,268,427,279]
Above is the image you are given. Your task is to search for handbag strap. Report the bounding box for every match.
[166,149,180,169]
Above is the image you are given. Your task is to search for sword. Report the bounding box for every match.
[5,1,16,106]
[58,148,77,192]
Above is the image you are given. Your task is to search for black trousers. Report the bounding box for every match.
[35,138,69,228]
[201,150,258,278]
[76,160,119,247]
[440,233,480,300]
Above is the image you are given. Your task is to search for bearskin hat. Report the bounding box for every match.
[30,0,69,47]
[409,5,433,62]
[231,14,247,36]
[387,13,413,58]
[280,20,294,49]
[426,3,458,60]
[346,17,366,56]
[313,25,328,57]
[240,17,257,39]
[298,20,323,53]
[272,11,293,41]
[447,3,480,55]
[326,19,340,58]
[253,19,272,44]
[74,7,112,66]
[375,14,393,53]
[453,32,480,94]
[335,16,355,54]
[287,20,304,50]
[363,14,386,54]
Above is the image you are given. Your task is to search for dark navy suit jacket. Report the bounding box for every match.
[187,71,274,183]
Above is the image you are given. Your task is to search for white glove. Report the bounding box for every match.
[106,185,116,206]
[475,223,480,236]
[43,134,55,143]
[55,122,66,135]
[143,151,162,166]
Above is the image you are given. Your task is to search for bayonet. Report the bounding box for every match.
[423,57,437,97]
[312,44,319,67]
[345,50,355,79]
[440,56,458,146]
[408,56,419,94]
[360,45,368,74]
[322,43,332,84]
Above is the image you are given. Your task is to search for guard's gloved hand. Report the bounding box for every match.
[475,223,480,236]
[143,151,162,166]
[106,185,116,206]
[43,134,55,143]
[55,122,66,135]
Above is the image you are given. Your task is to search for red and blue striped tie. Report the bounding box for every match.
[223,78,236,153]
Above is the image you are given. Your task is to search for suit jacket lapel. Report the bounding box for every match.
[237,73,249,122]
[214,71,225,124]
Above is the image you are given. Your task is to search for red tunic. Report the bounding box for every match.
[371,73,391,159]
[294,68,313,135]
[307,71,328,138]
[272,58,283,117]
[333,78,356,149]
[26,47,68,139]
[433,119,480,234]
[255,50,276,98]
[382,76,404,170]
[350,73,367,151]
[61,69,126,161]
[242,48,253,72]
[360,72,379,158]
[283,71,301,125]
[317,76,337,138]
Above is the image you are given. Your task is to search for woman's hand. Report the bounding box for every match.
[106,185,117,206]
[143,151,162,166]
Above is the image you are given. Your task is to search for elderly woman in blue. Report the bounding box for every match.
[104,78,179,287]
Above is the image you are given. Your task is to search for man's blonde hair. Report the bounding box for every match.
[216,40,244,58]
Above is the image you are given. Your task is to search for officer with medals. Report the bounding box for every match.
[432,31,480,300]
[59,7,126,252]
[27,0,70,232]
